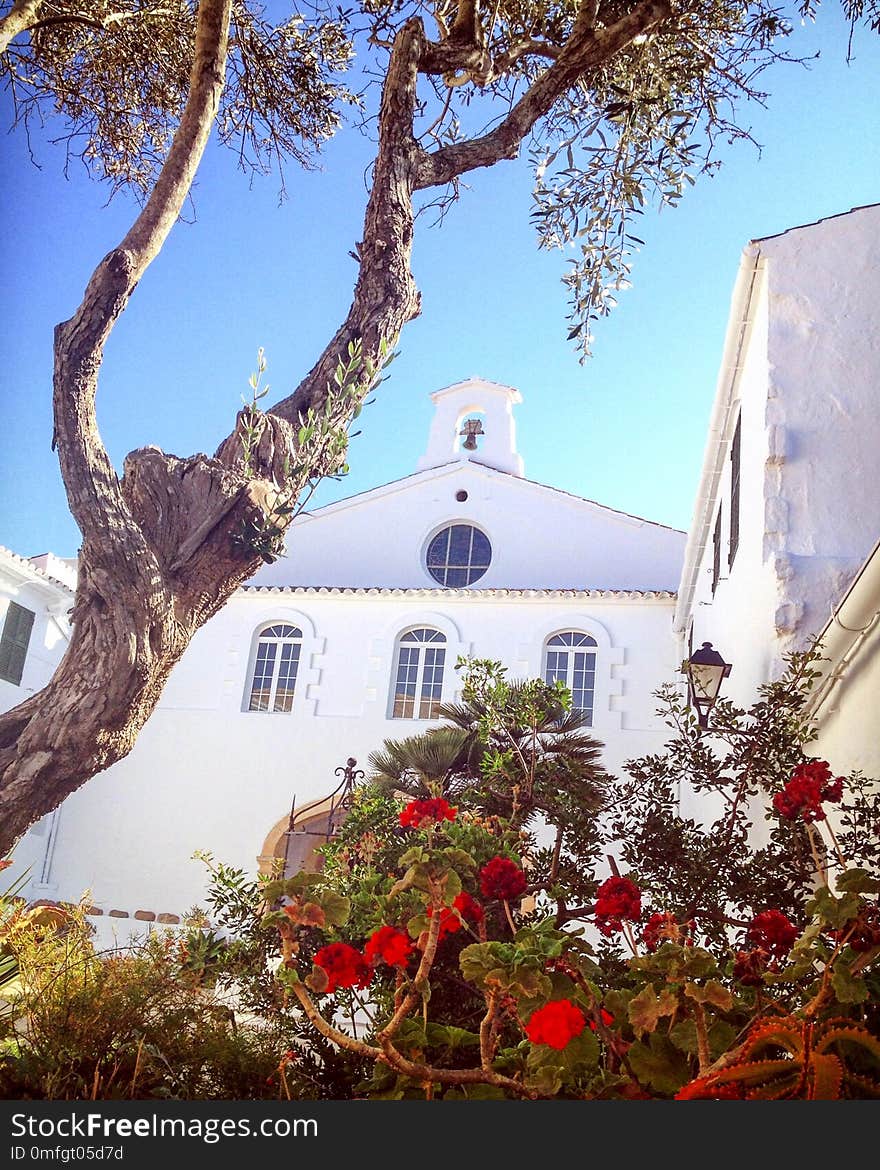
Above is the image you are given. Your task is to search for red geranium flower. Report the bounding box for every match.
[399,797,457,829]
[426,903,462,940]
[525,999,586,1050]
[364,926,414,969]
[594,876,641,936]
[746,909,799,960]
[773,760,844,823]
[642,911,676,952]
[453,890,484,924]
[313,942,372,992]
[479,856,528,901]
[588,1008,615,1032]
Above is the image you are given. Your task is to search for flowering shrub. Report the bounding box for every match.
[196,650,878,1101]
[479,856,528,901]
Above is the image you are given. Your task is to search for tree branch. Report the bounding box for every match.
[0,0,42,54]
[52,0,232,557]
[414,0,673,189]
[270,18,426,425]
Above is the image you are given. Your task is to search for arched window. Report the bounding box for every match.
[543,632,597,724]
[246,623,303,712]
[426,524,491,587]
[391,627,446,719]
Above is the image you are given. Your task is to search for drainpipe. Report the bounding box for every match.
[805,537,880,719]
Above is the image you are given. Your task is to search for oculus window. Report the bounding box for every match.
[426,524,491,587]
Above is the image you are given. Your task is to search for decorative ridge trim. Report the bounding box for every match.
[0,545,75,595]
[240,585,677,600]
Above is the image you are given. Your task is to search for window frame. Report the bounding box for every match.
[424,523,492,588]
[0,600,36,687]
[245,622,303,713]
[542,631,598,725]
[711,505,722,595]
[729,413,741,569]
[390,626,447,720]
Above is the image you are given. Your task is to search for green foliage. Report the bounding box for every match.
[0,903,284,1099]
[1,0,358,198]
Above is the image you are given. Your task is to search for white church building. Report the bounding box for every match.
[2,203,878,936]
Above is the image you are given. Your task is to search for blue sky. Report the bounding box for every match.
[1,9,878,559]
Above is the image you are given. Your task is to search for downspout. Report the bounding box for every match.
[805,536,880,720]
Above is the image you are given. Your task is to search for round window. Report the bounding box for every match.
[426,524,491,587]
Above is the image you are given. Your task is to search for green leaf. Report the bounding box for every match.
[319,892,350,928]
[835,868,880,895]
[627,1033,692,1096]
[425,1023,480,1050]
[807,887,861,928]
[524,1062,563,1096]
[628,984,678,1038]
[831,963,868,1004]
[684,980,734,1011]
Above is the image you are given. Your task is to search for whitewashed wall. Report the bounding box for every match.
[676,206,880,718]
[43,586,680,926]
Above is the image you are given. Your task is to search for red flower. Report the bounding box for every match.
[642,911,676,952]
[313,942,372,993]
[453,890,484,924]
[426,903,462,940]
[399,797,457,829]
[479,857,528,901]
[732,948,769,986]
[364,926,414,969]
[746,909,798,960]
[773,760,844,823]
[594,876,641,936]
[525,999,586,1050]
[588,1008,615,1032]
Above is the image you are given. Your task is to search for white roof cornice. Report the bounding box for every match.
[0,545,76,598]
[241,585,676,601]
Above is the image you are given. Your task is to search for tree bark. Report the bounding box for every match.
[0,0,42,54]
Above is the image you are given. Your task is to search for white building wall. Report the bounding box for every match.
[676,205,880,717]
[43,587,679,926]
[0,550,72,896]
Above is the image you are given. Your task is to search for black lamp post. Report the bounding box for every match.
[682,642,732,728]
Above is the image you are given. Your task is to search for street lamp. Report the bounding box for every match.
[682,642,732,728]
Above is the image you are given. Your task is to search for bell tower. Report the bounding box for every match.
[416,377,524,477]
